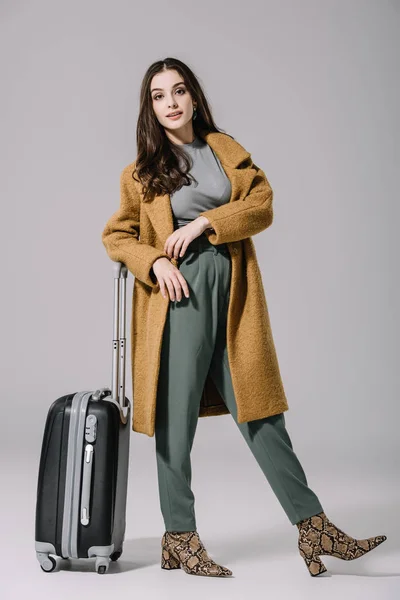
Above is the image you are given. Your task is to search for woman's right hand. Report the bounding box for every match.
[151,257,190,301]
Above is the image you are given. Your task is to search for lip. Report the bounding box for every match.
[166,111,183,119]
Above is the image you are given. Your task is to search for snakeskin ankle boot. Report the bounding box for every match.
[296,511,387,576]
[161,530,233,577]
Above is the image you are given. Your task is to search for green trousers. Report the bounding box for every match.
[155,234,324,531]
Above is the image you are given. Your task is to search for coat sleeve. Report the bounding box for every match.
[101,166,171,289]
[198,159,274,245]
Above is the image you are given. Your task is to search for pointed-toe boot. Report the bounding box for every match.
[161,530,233,577]
[296,511,387,576]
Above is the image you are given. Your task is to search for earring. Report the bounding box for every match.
[193,105,197,120]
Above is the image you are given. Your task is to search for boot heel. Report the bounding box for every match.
[300,551,327,577]
[161,543,181,570]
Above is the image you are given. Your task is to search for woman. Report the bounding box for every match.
[101,57,387,578]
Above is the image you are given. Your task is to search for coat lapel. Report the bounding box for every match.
[143,131,252,243]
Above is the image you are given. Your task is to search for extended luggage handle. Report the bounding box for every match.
[112,261,128,408]
[93,261,129,423]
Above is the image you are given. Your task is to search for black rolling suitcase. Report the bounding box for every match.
[35,261,131,574]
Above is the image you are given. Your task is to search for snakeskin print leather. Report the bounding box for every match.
[296,511,387,576]
[161,530,233,577]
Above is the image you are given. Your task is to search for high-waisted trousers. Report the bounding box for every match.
[155,233,324,532]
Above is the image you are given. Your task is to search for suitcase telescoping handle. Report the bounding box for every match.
[93,261,129,422]
[111,261,128,409]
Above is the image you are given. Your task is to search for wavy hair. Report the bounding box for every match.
[132,57,231,202]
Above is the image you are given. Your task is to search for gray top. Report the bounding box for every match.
[170,135,231,229]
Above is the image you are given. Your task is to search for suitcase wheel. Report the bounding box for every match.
[95,556,110,574]
[40,556,57,573]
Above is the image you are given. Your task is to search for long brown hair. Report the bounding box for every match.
[133,57,231,202]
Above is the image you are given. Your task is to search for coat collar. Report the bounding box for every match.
[143,131,252,243]
[203,131,251,168]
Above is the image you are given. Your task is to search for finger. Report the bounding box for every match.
[159,279,168,299]
[176,272,190,298]
[179,240,190,257]
[165,235,178,257]
[169,272,183,302]
[164,278,175,301]
[173,238,185,260]
[164,242,172,257]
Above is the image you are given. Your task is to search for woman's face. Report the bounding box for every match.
[150,69,196,138]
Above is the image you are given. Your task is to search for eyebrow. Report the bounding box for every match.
[150,81,186,93]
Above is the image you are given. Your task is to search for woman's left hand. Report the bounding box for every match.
[164,216,211,260]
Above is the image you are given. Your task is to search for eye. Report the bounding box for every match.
[153,88,186,101]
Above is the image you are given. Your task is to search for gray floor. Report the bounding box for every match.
[3,421,399,600]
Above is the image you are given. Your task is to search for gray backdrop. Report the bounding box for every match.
[2,0,399,598]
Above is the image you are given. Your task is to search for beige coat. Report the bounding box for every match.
[102,131,289,436]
